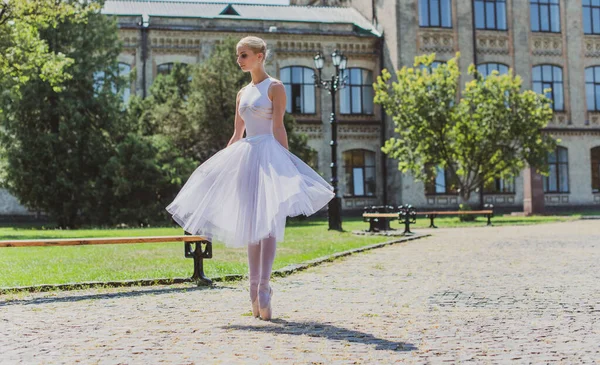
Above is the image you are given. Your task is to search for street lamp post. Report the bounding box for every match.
[313,49,348,231]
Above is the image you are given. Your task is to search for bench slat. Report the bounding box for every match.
[362,213,398,218]
[416,210,493,215]
[0,235,208,248]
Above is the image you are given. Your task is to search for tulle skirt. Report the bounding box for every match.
[165,133,335,248]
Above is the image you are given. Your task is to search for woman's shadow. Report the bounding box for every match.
[222,319,417,352]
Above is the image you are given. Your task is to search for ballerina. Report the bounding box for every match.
[165,35,334,320]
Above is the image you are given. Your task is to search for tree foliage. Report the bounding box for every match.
[374,53,556,201]
[130,36,317,166]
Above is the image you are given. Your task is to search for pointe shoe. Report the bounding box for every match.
[251,297,260,318]
[258,286,273,321]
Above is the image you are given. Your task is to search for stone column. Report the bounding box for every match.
[523,167,545,215]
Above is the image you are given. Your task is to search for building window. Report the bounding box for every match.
[477,63,509,78]
[585,66,600,111]
[530,0,560,32]
[419,60,444,73]
[544,146,569,193]
[475,0,507,30]
[592,147,600,193]
[157,62,176,75]
[419,0,452,28]
[93,62,132,103]
[343,149,376,197]
[340,68,374,115]
[484,177,515,193]
[583,0,600,34]
[532,65,564,111]
[118,63,131,103]
[425,165,459,195]
[281,66,315,114]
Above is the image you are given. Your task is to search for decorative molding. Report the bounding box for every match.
[275,40,323,55]
[338,125,380,140]
[476,31,510,56]
[295,124,323,139]
[550,111,569,126]
[418,29,455,54]
[545,194,569,204]
[543,127,600,136]
[584,35,600,57]
[587,111,600,126]
[531,34,562,56]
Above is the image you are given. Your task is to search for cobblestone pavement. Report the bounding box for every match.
[1,220,600,364]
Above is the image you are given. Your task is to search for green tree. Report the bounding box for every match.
[131,36,317,166]
[0,0,126,228]
[374,53,556,202]
[0,0,95,103]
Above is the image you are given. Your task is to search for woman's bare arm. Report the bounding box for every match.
[227,89,246,147]
[270,81,289,150]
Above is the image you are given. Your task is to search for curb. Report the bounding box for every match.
[0,233,430,295]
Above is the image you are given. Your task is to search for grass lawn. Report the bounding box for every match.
[0,217,396,288]
[0,214,580,288]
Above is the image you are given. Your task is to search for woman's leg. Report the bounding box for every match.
[247,240,261,304]
[258,233,277,307]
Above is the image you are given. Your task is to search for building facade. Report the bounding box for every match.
[3,0,599,218]
[360,0,600,211]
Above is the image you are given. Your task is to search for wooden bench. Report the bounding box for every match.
[416,210,494,228]
[0,232,214,286]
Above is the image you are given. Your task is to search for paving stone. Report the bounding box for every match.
[1,221,599,364]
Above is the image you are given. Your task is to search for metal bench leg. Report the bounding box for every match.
[184,232,213,286]
[486,214,492,226]
[429,214,438,228]
[403,219,413,235]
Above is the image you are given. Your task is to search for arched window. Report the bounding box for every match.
[544,146,569,193]
[475,0,507,30]
[532,65,564,111]
[585,66,600,111]
[157,62,175,76]
[583,0,600,34]
[425,164,459,195]
[340,68,374,115]
[419,0,452,28]
[342,149,376,197]
[592,146,600,193]
[530,0,560,33]
[477,62,509,78]
[281,66,315,114]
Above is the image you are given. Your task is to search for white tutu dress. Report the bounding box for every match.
[165,76,335,248]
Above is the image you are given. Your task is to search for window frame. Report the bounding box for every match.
[474,0,508,31]
[419,0,453,28]
[585,66,600,111]
[530,0,561,33]
[425,164,459,195]
[583,0,600,35]
[476,62,509,78]
[532,64,564,112]
[280,66,317,115]
[483,177,516,194]
[544,146,569,194]
[342,149,377,198]
[340,67,375,116]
